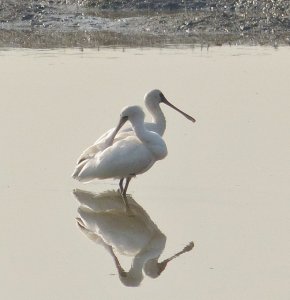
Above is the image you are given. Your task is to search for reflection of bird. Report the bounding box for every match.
[74,189,194,287]
[76,90,195,165]
[72,106,168,199]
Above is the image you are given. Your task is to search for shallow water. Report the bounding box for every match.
[1,46,290,299]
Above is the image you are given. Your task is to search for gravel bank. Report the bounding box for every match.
[0,0,289,48]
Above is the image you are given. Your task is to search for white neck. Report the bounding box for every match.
[130,116,151,142]
[130,114,168,160]
[146,103,166,136]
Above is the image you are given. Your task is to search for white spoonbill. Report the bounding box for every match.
[76,89,195,164]
[72,106,168,199]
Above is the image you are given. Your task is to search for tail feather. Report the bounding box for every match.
[72,159,89,179]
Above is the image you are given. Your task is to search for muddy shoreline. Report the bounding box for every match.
[1,0,289,48]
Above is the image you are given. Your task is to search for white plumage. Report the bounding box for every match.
[72,105,168,197]
[76,89,195,164]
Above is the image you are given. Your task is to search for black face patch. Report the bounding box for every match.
[159,92,166,101]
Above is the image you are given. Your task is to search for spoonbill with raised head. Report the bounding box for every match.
[72,106,168,201]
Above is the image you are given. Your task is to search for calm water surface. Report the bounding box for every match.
[1,46,290,299]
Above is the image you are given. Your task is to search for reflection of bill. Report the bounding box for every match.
[74,189,194,287]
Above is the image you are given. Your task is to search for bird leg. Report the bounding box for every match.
[122,177,132,196]
[120,177,132,211]
[118,178,124,194]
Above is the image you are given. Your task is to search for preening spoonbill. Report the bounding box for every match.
[76,89,195,164]
[72,106,168,199]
